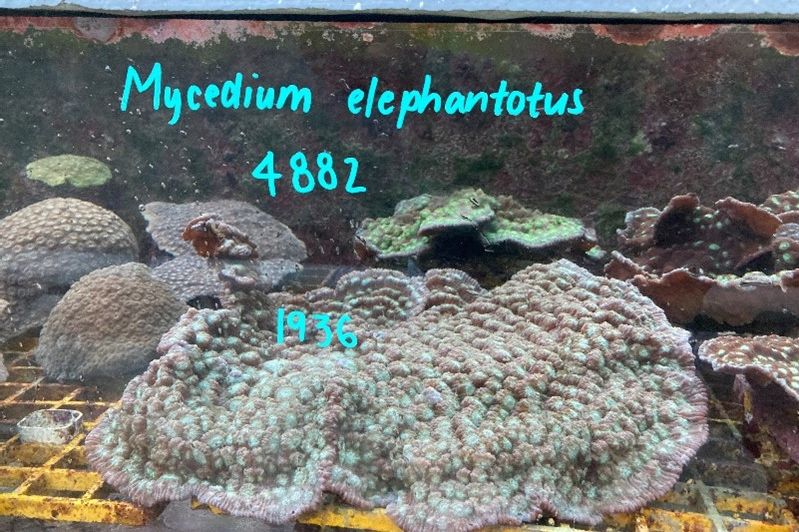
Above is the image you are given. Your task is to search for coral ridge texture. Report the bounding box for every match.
[87,259,707,531]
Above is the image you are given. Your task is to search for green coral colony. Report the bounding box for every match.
[25,154,112,188]
[7,176,799,530]
[354,188,588,261]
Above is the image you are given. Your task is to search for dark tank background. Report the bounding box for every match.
[1,20,798,259]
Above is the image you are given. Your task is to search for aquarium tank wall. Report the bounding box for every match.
[1,1,799,530]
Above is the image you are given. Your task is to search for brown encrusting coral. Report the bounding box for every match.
[699,334,799,402]
[86,259,707,531]
[699,334,799,462]
[34,263,187,382]
[0,198,139,343]
[733,376,799,463]
[607,191,799,324]
[143,200,306,262]
[181,213,258,259]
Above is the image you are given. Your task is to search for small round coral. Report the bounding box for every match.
[34,263,187,382]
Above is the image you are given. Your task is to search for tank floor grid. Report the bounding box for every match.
[0,347,159,525]
[2,341,798,530]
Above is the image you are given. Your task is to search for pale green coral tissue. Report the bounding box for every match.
[25,154,112,188]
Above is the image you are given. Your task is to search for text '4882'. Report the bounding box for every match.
[251,151,366,197]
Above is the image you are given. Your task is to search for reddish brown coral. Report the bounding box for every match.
[699,334,799,462]
[143,200,306,262]
[607,191,799,324]
[699,334,799,402]
[606,253,714,324]
[182,213,258,259]
[591,24,664,46]
[755,23,799,57]
[591,24,722,46]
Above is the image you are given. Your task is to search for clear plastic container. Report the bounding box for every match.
[16,409,83,445]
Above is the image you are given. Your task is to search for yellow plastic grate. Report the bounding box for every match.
[0,343,159,525]
[1,339,798,531]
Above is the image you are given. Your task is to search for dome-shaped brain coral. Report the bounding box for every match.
[0,198,139,342]
[0,198,138,293]
[87,259,707,531]
[34,263,187,382]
